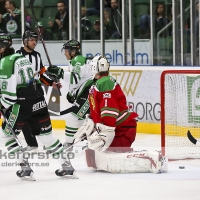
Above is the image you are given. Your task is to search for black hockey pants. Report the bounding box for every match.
[2,96,52,147]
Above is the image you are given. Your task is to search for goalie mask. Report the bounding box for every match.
[90,55,110,76]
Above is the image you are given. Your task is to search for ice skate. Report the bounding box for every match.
[16,160,36,181]
[55,161,78,179]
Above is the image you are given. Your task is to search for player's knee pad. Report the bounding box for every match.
[0,129,21,154]
[37,133,57,147]
[65,113,84,143]
[37,133,64,158]
[65,113,84,127]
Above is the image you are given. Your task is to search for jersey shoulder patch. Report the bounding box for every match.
[8,53,23,61]
[14,8,21,14]
[0,54,24,78]
[95,76,117,92]
[71,55,86,67]
[2,13,8,18]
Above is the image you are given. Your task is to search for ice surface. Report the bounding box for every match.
[0,130,200,200]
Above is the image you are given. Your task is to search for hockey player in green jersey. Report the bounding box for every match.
[0,33,77,180]
[47,40,93,150]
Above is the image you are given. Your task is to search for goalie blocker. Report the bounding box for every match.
[85,149,168,174]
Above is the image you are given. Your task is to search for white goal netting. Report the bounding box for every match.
[161,70,200,159]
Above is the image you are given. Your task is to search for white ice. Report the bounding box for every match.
[0,130,200,200]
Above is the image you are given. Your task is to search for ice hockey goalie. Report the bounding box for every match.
[74,55,168,174]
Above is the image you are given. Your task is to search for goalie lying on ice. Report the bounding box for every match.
[74,55,168,173]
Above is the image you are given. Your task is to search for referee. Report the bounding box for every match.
[16,30,61,151]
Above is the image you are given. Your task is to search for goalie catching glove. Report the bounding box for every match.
[47,66,64,79]
[88,123,115,152]
[74,116,115,152]
[74,115,95,140]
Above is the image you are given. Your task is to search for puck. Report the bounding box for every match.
[179,166,185,169]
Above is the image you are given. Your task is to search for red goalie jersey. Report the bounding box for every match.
[88,75,138,150]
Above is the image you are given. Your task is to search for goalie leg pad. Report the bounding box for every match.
[37,133,65,165]
[147,150,168,173]
[0,131,21,154]
[84,150,168,173]
[64,113,84,143]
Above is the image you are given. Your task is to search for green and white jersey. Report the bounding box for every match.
[63,55,93,97]
[0,53,35,108]
[1,9,21,35]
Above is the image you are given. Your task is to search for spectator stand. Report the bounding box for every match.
[18,0,57,33]
[41,0,58,33]
[134,0,150,38]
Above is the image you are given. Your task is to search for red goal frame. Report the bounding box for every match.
[160,70,200,157]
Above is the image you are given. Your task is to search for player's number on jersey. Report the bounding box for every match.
[18,67,34,84]
[1,81,8,90]
[105,99,108,107]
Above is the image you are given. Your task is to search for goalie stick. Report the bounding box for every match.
[29,0,61,96]
[187,130,200,146]
[0,109,23,151]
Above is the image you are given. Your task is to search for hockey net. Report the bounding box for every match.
[161,70,200,160]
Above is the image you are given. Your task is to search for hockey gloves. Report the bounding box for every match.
[88,124,115,152]
[74,115,95,141]
[47,66,64,79]
[67,92,75,104]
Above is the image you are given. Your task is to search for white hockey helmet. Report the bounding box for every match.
[90,55,110,76]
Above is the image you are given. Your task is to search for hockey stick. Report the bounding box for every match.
[187,130,200,146]
[65,135,87,151]
[48,107,74,116]
[0,109,23,150]
[48,109,60,116]
[45,135,86,155]
[29,0,61,96]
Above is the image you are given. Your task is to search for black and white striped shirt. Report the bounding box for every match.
[16,47,54,86]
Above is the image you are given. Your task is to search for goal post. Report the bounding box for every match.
[161,70,200,159]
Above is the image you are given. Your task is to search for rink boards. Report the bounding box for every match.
[1,66,200,134]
